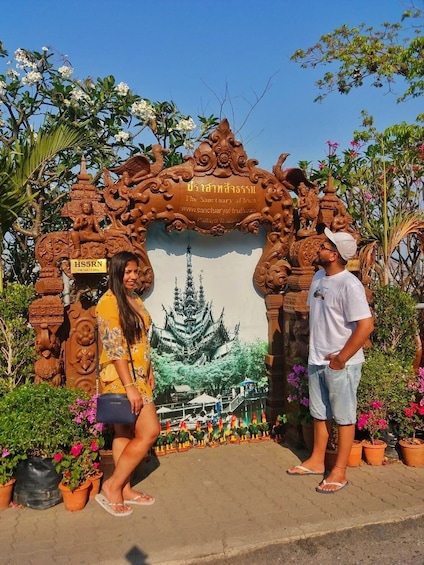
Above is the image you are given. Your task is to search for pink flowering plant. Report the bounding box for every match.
[357,401,388,444]
[287,363,312,425]
[400,367,424,441]
[0,384,104,459]
[53,439,101,491]
[52,394,105,490]
[0,448,24,486]
[68,394,105,443]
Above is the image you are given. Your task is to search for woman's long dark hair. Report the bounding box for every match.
[108,251,143,345]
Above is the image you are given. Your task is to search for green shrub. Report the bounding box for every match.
[0,383,91,457]
[358,349,416,433]
[371,285,418,365]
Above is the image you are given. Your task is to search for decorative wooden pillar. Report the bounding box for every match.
[264,294,285,423]
[64,299,97,393]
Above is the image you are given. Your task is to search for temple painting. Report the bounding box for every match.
[150,246,240,364]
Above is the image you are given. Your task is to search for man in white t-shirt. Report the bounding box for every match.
[287,228,374,494]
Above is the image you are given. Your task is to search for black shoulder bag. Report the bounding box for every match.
[95,325,137,425]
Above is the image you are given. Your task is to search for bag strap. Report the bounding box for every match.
[126,338,136,383]
[95,324,100,396]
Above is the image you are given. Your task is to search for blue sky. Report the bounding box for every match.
[1,0,422,172]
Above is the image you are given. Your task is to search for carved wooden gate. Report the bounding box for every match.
[29,119,357,423]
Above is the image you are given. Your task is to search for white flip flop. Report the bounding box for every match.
[95,494,133,517]
[124,492,155,506]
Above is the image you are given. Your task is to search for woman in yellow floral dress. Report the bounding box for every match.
[95,251,160,516]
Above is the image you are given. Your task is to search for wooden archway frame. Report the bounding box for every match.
[30,119,357,423]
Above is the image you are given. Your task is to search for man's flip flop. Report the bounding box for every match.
[315,480,349,494]
[287,465,323,476]
[124,492,155,506]
[95,494,133,516]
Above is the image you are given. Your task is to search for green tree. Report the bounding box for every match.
[303,122,424,298]
[292,1,424,297]
[291,2,424,103]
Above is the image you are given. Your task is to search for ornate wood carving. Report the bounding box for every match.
[31,119,330,416]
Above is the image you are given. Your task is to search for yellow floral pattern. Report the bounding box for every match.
[95,289,153,404]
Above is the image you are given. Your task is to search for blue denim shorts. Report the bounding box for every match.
[308,363,362,425]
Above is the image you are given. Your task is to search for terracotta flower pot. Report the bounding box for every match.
[58,480,91,511]
[362,440,387,466]
[88,472,103,499]
[347,440,363,467]
[0,478,16,510]
[399,438,424,467]
[324,441,363,470]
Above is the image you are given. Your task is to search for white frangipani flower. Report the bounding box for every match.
[183,139,195,150]
[14,48,29,64]
[115,82,129,96]
[21,71,42,85]
[114,131,130,143]
[176,117,196,133]
[58,66,73,79]
[130,99,155,122]
[70,87,90,102]
[6,69,19,79]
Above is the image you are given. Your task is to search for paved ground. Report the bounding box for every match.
[1,440,423,565]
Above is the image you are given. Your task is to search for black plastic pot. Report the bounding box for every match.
[13,457,62,509]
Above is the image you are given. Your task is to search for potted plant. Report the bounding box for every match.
[358,349,417,457]
[357,285,420,456]
[398,366,424,467]
[286,363,313,451]
[0,448,24,509]
[0,383,104,509]
[357,401,388,465]
[324,421,363,470]
[53,439,102,511]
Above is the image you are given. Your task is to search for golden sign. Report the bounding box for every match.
[347,259,360,272]
[70,258,107,274]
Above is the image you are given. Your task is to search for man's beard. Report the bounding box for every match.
[313,255,330,268]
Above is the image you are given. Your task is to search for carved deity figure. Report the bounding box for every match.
[34,323,62,386]
[70,200,104,258]
[297,183,319,236]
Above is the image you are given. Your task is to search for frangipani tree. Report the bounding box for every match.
[0,42,218,285]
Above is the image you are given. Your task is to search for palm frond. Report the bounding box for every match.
[0,124,88,235]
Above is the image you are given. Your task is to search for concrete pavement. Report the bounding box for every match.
[0,439,423,565]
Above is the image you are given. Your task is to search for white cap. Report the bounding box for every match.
[324,228,357,261]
